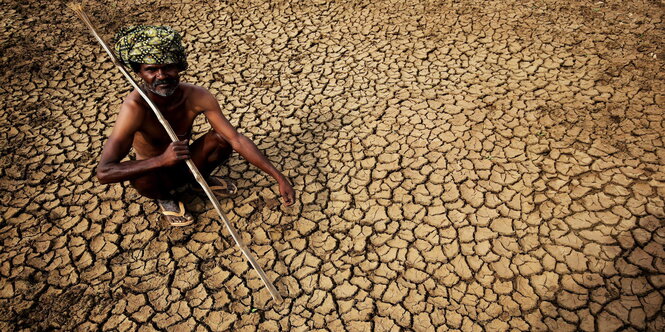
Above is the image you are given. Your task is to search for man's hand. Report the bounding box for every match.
[278,179,296,206]
[158,140,190,167]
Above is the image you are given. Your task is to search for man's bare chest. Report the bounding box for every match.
[137,108,198,146]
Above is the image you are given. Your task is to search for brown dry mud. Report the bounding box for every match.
[1,0,664,331]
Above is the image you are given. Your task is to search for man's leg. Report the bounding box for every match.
[188,130,233,177]
[130,167,183,199]
[129,131,232,226]
[187,130,237,196]
[131,165,194,226]
[130,130,231,197]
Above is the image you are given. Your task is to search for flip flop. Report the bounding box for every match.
[195,178,237,198]
[156,199,194,227]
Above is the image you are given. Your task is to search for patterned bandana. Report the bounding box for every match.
[114,25,188,70]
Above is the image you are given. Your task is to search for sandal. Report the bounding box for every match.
[195,178,237,198]
[156,199,194,227]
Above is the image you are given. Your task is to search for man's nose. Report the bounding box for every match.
[156,69,167,79]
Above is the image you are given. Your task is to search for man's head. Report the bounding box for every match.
[136,63,180,97]
[114,25,187,96]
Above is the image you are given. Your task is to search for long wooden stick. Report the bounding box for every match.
[68,3,283,304]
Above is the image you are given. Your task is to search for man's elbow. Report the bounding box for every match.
[228,133,247,151]
[96,165,113,184]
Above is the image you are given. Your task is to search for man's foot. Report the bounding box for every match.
[156,199,194,226]
[195,177,237,198]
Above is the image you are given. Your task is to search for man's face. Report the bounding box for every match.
[138,63,180,97]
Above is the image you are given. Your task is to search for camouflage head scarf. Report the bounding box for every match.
[114,25,188,70]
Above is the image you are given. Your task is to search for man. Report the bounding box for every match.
[97,25,295,226]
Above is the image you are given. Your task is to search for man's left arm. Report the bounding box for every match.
[199,89,295,206]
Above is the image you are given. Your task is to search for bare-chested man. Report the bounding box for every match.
[97,25,295,226]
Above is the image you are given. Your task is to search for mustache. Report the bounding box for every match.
[153,78,178,87]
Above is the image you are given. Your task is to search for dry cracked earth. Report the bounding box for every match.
[1,0,665,331]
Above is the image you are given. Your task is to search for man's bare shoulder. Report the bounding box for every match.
[122,89,149,113]
[180,83,214,98]
[180,83,218,111]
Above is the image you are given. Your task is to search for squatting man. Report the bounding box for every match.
[96,26,296,226]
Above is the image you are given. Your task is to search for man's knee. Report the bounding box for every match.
[131,173,172,198]
[205,131,232,160]
[209,131,231,151]
[131,177,157,198]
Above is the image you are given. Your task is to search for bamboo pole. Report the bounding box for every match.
[68,3,283,304]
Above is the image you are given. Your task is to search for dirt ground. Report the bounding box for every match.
[1,0,664,331]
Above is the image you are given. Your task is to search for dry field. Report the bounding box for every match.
[1,0,664,331]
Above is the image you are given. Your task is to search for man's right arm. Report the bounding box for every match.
[96,98,189,184]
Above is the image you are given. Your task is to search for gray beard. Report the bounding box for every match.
[146,82,178,97]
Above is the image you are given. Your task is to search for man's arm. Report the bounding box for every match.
[198,89,295,205]
[96,97,189,184]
